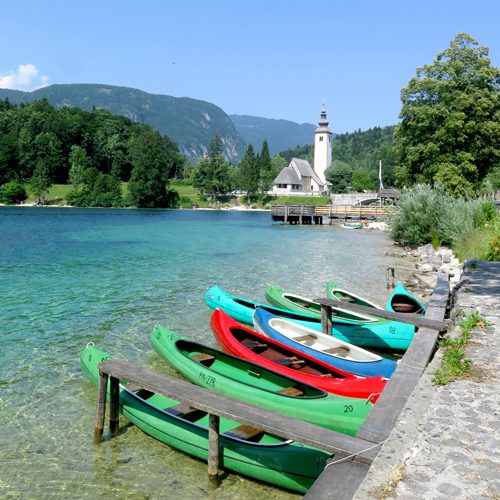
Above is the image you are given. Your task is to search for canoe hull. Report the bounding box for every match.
[210,308,387,400]
[387,281,426,314]
[80,344,330,494]
[151,326,373,436]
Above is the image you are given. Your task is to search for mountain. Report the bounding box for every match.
[230,114,316,155]
[0,84,246,162]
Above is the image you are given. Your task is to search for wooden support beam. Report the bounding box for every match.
[208,414,220,480]
[94,371,108,441]
[109,376,120,434]
[313,297,447,331]
[321,304,332,336]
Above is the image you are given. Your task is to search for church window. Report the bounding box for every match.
[319,137,323,142]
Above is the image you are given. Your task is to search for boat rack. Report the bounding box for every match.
[94,360,380,481]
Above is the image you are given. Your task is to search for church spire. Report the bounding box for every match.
[313,103,332,188]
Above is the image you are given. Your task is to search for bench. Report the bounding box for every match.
[277,386,304,397]
[224,424,264,442]
[323,346,350,355]
[165,403,207,422]
[190,353,216,366]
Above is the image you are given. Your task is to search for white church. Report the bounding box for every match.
[271,106,333,196]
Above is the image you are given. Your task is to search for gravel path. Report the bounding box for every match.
[354,261,500,499]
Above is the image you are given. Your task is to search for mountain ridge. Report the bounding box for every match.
[0,83,323,161]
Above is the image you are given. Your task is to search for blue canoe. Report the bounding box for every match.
[253,308,397,378]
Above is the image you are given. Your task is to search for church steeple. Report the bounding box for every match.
[313,104,332,187]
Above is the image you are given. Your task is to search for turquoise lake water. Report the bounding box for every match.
[0,207,407,498]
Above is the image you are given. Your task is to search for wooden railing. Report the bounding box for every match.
[271,204,399,222]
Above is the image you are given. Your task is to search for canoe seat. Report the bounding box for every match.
[275,357,306,367]
[277,386,304,397]
[324,346,350,355]
[165,403,207,422]
[124,383,155,399]
[242,340,267,350]
[392,302,416,313]
[294,300,312,308]
[224,424,264,442]
[320,373,334,378]
[338,296,355,303]
[190,353,215,366]
[294,334,316,342]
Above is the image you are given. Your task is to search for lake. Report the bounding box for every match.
[0,207,407,498]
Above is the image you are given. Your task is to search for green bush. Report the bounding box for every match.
[0,181,28,204]
[390,184,500,260]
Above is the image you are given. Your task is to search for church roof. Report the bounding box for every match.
[291,158,314,176]
[290,158,326,187]
[273,166,301,185]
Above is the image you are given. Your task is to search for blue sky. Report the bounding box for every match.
[1,0,498,133]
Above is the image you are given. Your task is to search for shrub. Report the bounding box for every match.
[0,181,28,204]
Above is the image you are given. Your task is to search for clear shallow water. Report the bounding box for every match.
[0,207,403,498]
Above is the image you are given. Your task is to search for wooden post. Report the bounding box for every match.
[321,305,332,336]
[94,371,108,441]
[208,413,220,480]
[299,205,303,225]
[386,267,395,289]
[284,205,288,223]
[109,376,120,433]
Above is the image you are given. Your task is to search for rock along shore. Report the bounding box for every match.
[354,260,500,499]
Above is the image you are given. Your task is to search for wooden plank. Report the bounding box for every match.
[313,297,447,331]
[94,371,108,441]
[307,273,450,495]
[356,273,449,443]
[97,358,379,464]
[304,460,371,500]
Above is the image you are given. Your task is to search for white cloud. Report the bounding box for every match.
[0,64,49,90]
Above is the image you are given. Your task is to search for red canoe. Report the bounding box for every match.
[210,308,387,402]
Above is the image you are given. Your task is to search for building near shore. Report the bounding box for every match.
[271,106,333,196]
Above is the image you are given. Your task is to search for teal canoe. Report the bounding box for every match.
[80,344,331,494]
[206,285,415,350]
[386,281,426,314]
[151,326,374,436]
[326,280,426,315]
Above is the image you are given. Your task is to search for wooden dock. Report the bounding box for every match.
[271,204,398,224]
[305,272,450,499]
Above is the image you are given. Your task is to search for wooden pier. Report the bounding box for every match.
[271,204,398,224]
[305,272,450,499]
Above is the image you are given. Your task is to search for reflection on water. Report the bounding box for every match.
[0,208,412,498]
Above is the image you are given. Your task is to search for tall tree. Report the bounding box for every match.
[238,144,259,199]
[325,160,353,193]
[128,129,172,208]
[192,135,232,198]
[394,33,500,196]
[257,140,274,194]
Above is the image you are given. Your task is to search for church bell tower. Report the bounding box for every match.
[313,105,332,185]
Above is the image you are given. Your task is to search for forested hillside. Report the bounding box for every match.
[230,115,315,155]
[0,84,245,162]
[0,98,184,207]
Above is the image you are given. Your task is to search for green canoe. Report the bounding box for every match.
[80,343,331,494]
[151,326,373,436]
